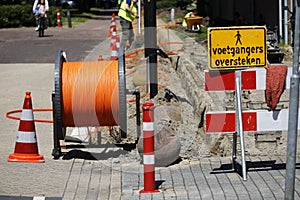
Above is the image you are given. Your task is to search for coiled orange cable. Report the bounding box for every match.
[62,61,120,127]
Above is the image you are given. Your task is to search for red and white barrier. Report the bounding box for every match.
[205,109,300,133]
[140,102,159,194]
[204,66,292,91]
[204,65,298,134]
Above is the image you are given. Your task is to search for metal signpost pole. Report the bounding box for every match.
[235,70,247,181]
[285,2,300,199]
[144,0,158,98]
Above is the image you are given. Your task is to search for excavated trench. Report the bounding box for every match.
[156,20,299,160]
[69,18,299,166]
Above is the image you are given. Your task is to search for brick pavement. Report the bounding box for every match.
[60,155,300,200]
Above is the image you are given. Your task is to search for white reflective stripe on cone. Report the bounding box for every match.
[16,131,37,143]
[20,109,34,120]
[111,51,118,56]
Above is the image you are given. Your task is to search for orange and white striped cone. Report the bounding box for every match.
[8,91,45,163]
[98,54,103,61]
[109,27,118,50]
[56,9,61,28]
[110,42,118,60]
[108,13,116,37]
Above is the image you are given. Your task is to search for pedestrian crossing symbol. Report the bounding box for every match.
[208,26,267,70]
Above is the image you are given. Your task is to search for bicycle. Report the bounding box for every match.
[36,13,48,37]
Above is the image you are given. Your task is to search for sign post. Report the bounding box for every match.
[234,70,247,181]
[285,2,300,199]
[207,26,266,180]
[144,0,158,98]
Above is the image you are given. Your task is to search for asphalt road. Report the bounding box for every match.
[0,12,116,63]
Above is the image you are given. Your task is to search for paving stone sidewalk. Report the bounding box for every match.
[62,155,300,200]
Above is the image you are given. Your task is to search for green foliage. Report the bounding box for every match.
[0,0,22,5]
[156,0,177,9]
[195,27,208,41]
[0,4,63,28]
[156,0,193,10]
[0,5,34,28]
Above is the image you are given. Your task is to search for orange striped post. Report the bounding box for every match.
[140,102,159,193]
[56,9,61,28]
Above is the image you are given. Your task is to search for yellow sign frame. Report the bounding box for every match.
[208,26,267,70]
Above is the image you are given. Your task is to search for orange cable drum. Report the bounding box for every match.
[61,61,119,127]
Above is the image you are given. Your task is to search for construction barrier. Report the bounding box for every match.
[204,65,292,91]
[205,65,292,133]
[204,64,291,181]
[140,102,159,194]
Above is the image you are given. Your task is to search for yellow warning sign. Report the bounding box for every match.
[208,26,267,70]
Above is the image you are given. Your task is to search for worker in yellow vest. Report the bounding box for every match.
[118,0,138,50]
[182,11,195,27]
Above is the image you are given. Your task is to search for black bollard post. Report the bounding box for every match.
[67,9,72,28]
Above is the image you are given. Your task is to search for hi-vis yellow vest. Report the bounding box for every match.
[118,0,137,22]
[182,12,193,27]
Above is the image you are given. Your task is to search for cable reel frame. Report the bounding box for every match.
[52,49,135,159]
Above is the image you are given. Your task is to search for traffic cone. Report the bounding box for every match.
[108,13,116,37]
[8,91,45,163]
[98,54,103,61]
[110,42,118,60]
[109,27,118,50]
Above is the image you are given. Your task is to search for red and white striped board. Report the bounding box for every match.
[205,109,300,133]
[204,66,292,91]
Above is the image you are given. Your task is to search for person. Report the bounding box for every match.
[118,0,138,50]
[32,0,49,31]
[182,11,195,28]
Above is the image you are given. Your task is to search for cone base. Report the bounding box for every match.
[8,153,45,163]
